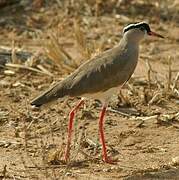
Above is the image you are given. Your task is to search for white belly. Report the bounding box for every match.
[82,86,119,104]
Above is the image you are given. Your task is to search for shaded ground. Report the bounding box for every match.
[0,1,179,179]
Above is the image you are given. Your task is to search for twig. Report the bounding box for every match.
[173,89,179,96]
[126,82,137,95]
[145,60,164,89]
[167,56,172,91]
[0,140,21,146]
[36,64,53,76]
[11,40,19,64]
[45,33,76,73]
[55,0,62,7]
[107,107,131,117]
[95,0,101,17]
[2,164,7,179]
[74,20,91,59]
[26,119,35,130]
[171,72,179,92]
[118,90,130,104]
[135,120,145,128]
[6,63,53,76]
[130,115,158,121]
[148,92,161,105]
[146,59,152,90]
[86,138,98,147]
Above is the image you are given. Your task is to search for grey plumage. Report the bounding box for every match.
[30,22,164,164]
[31,37,138,107]
[31,22,163,107]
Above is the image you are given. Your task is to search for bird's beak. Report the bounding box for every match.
[148,31,164,38]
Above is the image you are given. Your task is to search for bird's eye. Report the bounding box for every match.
[140,27,145,31]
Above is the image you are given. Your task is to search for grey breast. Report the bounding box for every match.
[68,41,139,97]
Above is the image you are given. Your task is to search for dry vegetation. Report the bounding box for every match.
[0,0,179,179]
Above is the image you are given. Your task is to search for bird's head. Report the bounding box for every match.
[123,22,164,42]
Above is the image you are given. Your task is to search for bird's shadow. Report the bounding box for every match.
[49,158,100,168]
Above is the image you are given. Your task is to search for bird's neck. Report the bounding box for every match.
[122,35,141,45]
[120,36,140,52]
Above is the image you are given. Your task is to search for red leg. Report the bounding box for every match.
[99,105,108,162]
[64,99,84,162]
[99,104,116,164]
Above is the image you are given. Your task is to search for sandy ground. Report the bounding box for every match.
[0,1,179,179]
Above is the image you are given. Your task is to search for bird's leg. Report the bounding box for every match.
[64,99,84,162]
[99,104,116,164]
[99,105,107,161]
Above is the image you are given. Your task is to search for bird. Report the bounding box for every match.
[31,22,164,164]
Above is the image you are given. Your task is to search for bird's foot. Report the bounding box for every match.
[64,156,68,163]
[103,156,118,164]
[64,150,70,163]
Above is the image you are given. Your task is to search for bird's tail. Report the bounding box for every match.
[31,81,69,107]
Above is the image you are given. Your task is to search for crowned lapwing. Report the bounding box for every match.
[31,22,164,163]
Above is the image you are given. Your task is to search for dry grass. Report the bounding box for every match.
[44,19,103,75]
[44,31,77,73]
[74,20,91,59]
[0,0,179,179]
